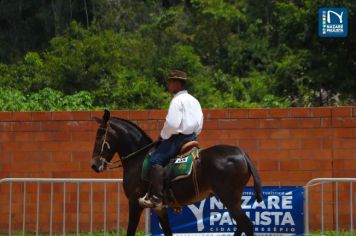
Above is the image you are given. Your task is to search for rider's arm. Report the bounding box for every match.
[195,113,204,136]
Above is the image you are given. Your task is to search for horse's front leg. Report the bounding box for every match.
[126,199,144,236]
[155,208,172,236]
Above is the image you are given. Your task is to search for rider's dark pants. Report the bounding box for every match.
[149,133,196,167]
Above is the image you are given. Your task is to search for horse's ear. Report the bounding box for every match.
[93,116,102,124]
[103,109,110,125]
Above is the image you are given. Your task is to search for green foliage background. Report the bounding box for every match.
[0,0,355,111]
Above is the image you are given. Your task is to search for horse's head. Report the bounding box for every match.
[91,110,153,173]
[91,110,117,173]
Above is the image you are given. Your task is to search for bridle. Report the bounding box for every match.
[94,121,116,171]
[95,121,126,170]
[94,121,159,170]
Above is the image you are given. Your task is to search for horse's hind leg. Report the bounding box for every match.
[229,204,253,236]
[126,199,144,236]
[219,190,254,236]
[155,208,172,236]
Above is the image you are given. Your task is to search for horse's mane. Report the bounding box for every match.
[110,117,153,142]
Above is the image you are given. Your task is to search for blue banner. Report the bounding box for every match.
[151,186,304,236]
[318,8,348,37]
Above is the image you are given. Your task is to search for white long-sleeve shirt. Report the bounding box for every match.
[160,90,203,140]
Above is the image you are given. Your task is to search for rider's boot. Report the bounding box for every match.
[139,165,163,209]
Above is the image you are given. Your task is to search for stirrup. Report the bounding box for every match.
[138,193,163,210]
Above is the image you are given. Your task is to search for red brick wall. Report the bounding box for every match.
[1,108,356,232]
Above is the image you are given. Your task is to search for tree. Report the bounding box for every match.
[0,0,355,111]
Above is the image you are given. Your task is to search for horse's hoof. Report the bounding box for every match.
[139,197,154,208]
[138,193,163,209]
[154,203,163,211]
[138,193,154,208]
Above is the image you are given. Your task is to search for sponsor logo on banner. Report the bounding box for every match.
[319,8,348,37]
[151,186,304,236]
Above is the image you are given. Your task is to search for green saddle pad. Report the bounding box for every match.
[141,149,201,182]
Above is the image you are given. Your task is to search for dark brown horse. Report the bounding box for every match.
[91,110,262,236]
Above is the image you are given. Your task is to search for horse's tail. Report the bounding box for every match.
[244,153,263,203]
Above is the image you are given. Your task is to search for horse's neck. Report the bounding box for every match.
[110,119,151,169]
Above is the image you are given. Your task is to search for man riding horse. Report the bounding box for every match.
[91,69,262,235]
[138,69,204,209]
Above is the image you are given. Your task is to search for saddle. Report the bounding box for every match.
[179,141,199,156]
[141,141,201,182]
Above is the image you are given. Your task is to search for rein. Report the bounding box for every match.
[121,140,159,160]
[107,140,159,169]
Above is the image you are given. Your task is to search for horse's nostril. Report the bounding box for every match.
[91,164,99,173]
